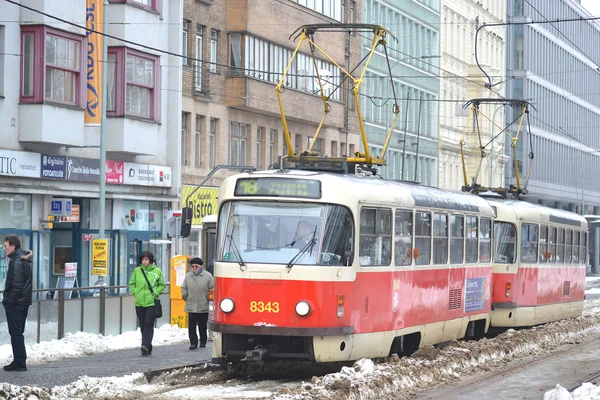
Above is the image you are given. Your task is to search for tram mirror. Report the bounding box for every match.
[344,250,353,266]
[180,207,193,237]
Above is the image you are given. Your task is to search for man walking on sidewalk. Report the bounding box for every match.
[2,235,33,372]
[181,257,214,349]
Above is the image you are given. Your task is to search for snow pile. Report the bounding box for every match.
[544,383,600,400]
[0,324,187,365]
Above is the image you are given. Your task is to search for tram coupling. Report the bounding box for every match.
[242,346,268,363]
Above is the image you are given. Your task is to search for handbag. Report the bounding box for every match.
[140,268,163,318]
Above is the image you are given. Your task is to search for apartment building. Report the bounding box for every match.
[180,0,362,243]
[438,0,507,191]
[361,0,441,186]
[0,0,182,293]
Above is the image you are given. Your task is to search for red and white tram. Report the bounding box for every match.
[209,169,497,364]
[488,199,588,327]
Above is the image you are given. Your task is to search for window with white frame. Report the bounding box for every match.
[195,115,202,167]
[269,129,276,167]
[182,20,189,65]
[20,26,85,106]
[107,47,160,120]
[293,0,342,21]
[0,26,5,97]
[229,33,242,75]
[195,26,203,91]
[256,127,263,170]
[209,118,217,168]
[181,112,189,166]
[108,0,160,12]
[229,122,247,166]
[210,29,218,73]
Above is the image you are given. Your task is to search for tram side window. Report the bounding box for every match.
[539,225,548,263]
[520,223,538,263]
[394,210,413,266]
[321,206,354,266]
[572,231,579,263]
[548,227,557,262]
[480,218,492,263]
[580,232,587,264]
[494,222,516,263]
[557,228,565,263]
[465,216,478,263]
[450,215,464,264]
[433,213,448,264]
[415,211,431,266]
[565,229,573,264]
[359,208,392,266]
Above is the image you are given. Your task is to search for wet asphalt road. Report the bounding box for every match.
[0,342,212,388]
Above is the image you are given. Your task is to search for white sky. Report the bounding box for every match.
[3,282,600,399]
[580,0,600,16]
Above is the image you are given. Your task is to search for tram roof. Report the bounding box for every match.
[222,169,494,215]
[487,199,587,228]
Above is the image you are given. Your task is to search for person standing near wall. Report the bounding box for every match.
[129,251,165,356]
[2,235,33,371]
[181,257,214,349]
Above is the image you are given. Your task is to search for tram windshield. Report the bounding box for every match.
[217,201,354,266]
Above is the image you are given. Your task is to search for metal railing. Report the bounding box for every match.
[0,285,171,345]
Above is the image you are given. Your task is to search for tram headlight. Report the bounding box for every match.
[295,301,311,316]
[220,298,235,313]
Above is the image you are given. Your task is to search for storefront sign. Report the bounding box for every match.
[41,154,66,180]
[91,239,109,276]
[64,262,78,278]
[123,163,172,187]
[0,149,41,178]
[66,157,101,182]
[50,198,73,217]
[10,196,27,217]
[82,233,93,241]
[105,160,124,184]
[182,185,219,225]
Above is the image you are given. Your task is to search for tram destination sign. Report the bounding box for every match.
[234,178,321,199]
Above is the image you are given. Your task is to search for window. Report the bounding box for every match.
[480,218,492,262]
[229,122,247,166]
[414,212,431,265]
[573,231,580,263]
[20,26,85,106]
[433,214,448,264]
[565,229,573,263]
[580,232,587,264]
[395,210,412,266]
[195,115,202,167]
[256,127,263,169]
[182,20,189,65]
[210,30,218,73]
[540,225,548,263]
[331,141,338,157]
[519,223,538,263]
[195,26,203,91]
[359,208,392,266]
[494,222,516,264]
[0,25,5,96]
[107,47,160,120]
[557,228,565,263]
[548,227,557,263]
[229,33,242,75]
[465,216,478,263]
[209,118,217,168]
[181,112,189,166]
[107,0,161,12]
[269,129,276,167]
[450,215,464,264]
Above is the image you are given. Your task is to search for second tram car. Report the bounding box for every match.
[209,169,497,363]
[488,199,588,327]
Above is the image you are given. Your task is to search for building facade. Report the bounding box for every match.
[180,0,363,252]
[439,0,507,191]
[0,0,182,295]
[505,0,600,271]
[360,0,440,185]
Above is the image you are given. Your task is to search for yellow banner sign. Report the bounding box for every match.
[91,239,109,276]
[182,186,219,225]
[85,0,104,125]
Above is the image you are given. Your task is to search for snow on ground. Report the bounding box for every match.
[3,279,600,399]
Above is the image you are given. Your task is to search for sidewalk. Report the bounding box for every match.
[0,342,212,389]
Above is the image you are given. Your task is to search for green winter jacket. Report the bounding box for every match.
[129,264,165,307]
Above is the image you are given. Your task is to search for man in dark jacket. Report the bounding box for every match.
[2,235,33,371]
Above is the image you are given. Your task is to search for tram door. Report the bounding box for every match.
[202,217,217,276]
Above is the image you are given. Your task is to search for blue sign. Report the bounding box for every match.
[50,200,63,216]
[40,154,66,180]
[464,277,486,313]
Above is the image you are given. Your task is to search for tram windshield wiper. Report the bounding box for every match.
[227,225,246,269]
[286,228,317,272]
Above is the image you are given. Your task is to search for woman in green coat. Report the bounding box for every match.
[129,251,165,356]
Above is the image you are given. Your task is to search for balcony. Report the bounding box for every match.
[106,117,159,155]
[226,73,346,128]
[19,104,85,147]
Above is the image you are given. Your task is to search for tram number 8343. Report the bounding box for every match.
[249,301,280,313]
